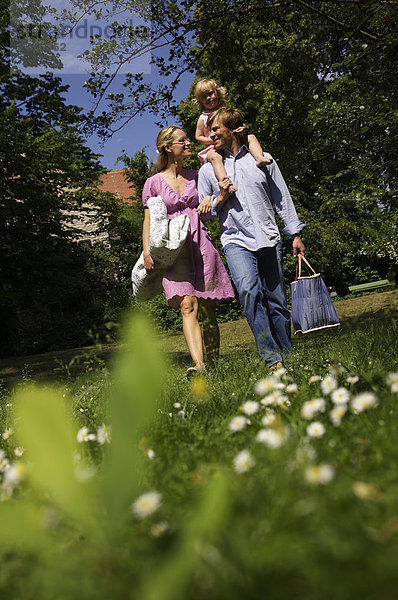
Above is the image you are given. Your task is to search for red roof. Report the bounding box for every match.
[98,169,136,204]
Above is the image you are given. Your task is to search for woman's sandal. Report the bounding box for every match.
[186,366,204,378]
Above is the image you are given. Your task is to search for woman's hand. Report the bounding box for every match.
[143,251,155,270]
[197,195,212,216]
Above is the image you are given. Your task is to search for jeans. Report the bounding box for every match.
[224,242,292,366]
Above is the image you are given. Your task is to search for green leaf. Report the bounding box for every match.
[15,385,97,534]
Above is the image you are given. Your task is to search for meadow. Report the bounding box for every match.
[0,290,397,600]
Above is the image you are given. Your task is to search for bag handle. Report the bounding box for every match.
[293,255,317,292]
[297,254,317,278]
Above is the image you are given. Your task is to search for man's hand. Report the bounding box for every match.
[293,235,305,257]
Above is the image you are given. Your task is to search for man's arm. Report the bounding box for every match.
[264,159,306,255]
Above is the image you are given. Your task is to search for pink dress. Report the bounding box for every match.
[197,110,214,164]
[142,170,234,309]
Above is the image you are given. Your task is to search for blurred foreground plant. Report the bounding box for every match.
[0,313,230,600]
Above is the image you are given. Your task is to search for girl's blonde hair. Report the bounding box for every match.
[192,78,227,111]
[154,125,181,172]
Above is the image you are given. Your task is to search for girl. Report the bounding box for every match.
[194,78,272,188]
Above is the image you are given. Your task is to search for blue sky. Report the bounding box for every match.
[14,0,195,169]
[61,72,194,170]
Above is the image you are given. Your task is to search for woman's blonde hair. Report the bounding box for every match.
[192,78,227,111]
[154,125,181,172]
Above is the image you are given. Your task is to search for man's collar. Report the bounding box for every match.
[221,144,249,159]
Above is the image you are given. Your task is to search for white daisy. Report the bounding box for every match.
[150,520,169,538]
[0,458,10,473]
[305,464,335,485]
[228,416,247,432]
[346,374,359,385]
[330,387,350,405]
[285,383,298,394]
[351,392,378,414]
[306,421,326,438]
[330,405,347,426]
[391,382,398,394]
[261,412,279,427]
[2,428,13,440]
[386,372,398,386]
[233,449,255,473]
[329,364,346,376]
[309,375,322,384]
[76,427,96,443]
[132,491,162,519]
[256,427,289,448]
[274,367,286,378]
[254,376,278,395]
[146,449,155,459]
[241,400,259,416]
[275,395,289,407]
[3,462,27,485]
[97,424,111,445]
[261,390,283,407]
[321,376,338,395]
[301,398,326,420]
[352,481,380,500]
[14,447,24,457]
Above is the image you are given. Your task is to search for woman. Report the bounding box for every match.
[142,126,234,374]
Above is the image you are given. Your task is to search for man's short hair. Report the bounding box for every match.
[207,107,245,132]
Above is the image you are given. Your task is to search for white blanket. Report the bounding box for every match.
[131,195,189,301]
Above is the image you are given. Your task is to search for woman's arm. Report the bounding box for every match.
[142,208,155,270]
[195,117,212,146]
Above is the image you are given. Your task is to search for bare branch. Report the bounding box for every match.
[296,0,379,40]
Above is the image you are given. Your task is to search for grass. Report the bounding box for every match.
[1,290,396,385]
[0,290,397,600]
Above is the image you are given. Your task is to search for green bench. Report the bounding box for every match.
[348,280,391,294]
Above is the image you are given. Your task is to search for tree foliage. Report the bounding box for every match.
[74,0,397,291]
[178,0,398,290]
[2,1,397,356]
[0,73,124,356]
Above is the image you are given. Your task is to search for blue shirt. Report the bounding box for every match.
[198,146,305,251]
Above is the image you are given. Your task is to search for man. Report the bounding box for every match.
[197,107,306,369]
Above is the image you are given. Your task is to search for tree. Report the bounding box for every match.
[0,73,122,356]
[99,149,151,290]
[63,0,397,291]
[177,0,398,291]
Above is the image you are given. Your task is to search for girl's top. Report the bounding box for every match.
[197,110,214,164]
[142,170,234,309]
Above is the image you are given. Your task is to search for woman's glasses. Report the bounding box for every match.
[172,138,190,145]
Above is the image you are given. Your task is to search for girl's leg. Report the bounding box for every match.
[175,295,205,371]
[198,298,220,368]
[247,133,273,167]
[207,149,237,193]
